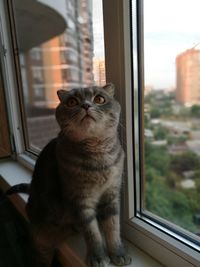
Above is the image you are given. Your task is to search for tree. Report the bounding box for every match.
[145,171,199,232]
[150,107,161,118]
[167,135,187,145]
[145,141,170,176]
[171,151,200,173]
[144,141,200,232]
[154,126,168,140]
[166,171,181,188]
[191,104,200,118]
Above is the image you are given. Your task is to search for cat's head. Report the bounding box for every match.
[56,84,121,141]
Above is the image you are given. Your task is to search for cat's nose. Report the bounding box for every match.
[81,103,91,110]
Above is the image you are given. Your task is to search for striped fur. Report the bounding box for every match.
[23,85,131,267]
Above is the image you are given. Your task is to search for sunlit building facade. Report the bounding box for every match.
[21,0,93,109]
[176,48,200,107]
[93,58,106,86]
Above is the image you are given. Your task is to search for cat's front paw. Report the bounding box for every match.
[89,257,108,267]
[110,254,132,266]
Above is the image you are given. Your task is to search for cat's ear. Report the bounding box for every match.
[57,89,67,102]
[103,83,115,97]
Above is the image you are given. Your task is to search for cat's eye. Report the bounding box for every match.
[66,97,78,107]
[94,95,105,104]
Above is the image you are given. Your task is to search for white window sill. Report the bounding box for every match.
[0,158,164,267]
[66,233,164,267]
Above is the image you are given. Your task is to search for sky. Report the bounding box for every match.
[92,0,200,89]
[92,0,105,59]
[144,0,200,89]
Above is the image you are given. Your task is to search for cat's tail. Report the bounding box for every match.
[0,183,30,203]
[6,183,30,195]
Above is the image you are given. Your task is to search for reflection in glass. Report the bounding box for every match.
[12,0,105,151]
[143,0,200,236]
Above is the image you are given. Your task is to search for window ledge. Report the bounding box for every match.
[66,233,164,267]
[0,159,164,267]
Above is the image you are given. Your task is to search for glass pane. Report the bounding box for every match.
[143,0,200,237]
[12,0,105,151]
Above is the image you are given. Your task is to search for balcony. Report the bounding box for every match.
[14,0,67,51]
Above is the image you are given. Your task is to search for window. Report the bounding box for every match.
[63,33,78,48]
[1,0,199,265]
[61,68,79,83]
[5,0,105,152]
[60,49,78,64]
[33,86,45,100]
[30,48,42,61]
[32,68,43,83]
[120,0,200,265]
[142,0,200,239]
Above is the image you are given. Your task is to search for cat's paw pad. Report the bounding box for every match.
[110,254,132,266]
[89,258,108,267]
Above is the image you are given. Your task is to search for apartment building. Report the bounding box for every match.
[20,0,93,109]
[176,48,200,106]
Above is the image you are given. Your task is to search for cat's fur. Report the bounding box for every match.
[7,84,131,267]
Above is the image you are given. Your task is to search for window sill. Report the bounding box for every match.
[66,233,164,267]
[0,158,164,267]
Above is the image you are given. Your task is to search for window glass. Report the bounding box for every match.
[143,0,200,239]
[11,0,105,151]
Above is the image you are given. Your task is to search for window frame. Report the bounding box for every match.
[0,62,11,158]
[0,0,25,156]
[0,0,199,265]
[1,0,32,157]
[103,0,200,266]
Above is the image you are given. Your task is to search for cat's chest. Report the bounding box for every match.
[58,150,123,188]
[59,149,115,173]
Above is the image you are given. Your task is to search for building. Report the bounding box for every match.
[93,58,106,86]
[17,0,94,148]
[176,48,200,106]
[21,0,93,109]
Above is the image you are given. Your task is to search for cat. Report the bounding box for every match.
[6,83,132,267]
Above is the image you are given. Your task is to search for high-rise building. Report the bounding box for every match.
[93,58,106,86]
[176,48,200,106]
[21,0,93,109]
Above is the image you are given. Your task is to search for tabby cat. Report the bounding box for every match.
[7,84,132,267]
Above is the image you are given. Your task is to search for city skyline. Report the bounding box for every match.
[144,0,200,89]
[92,0,200,90]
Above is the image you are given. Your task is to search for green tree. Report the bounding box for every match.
[167,135,187,145]
[166,171,181,188]
[145,141,200,232]
[145,174,172,218]
[154,126,168,140]
[145,172,199,232]
[171,151,200,173]
[150,108,161,118]
[145,141,170,176]
[191,104,200,118]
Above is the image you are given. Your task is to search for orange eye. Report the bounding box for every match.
[66,97,78,107]
[94,95,105,104]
